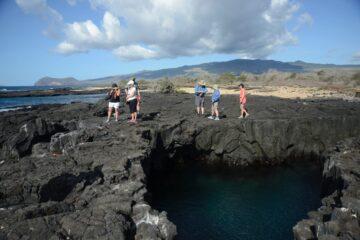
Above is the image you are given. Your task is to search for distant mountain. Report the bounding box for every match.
[34,59,360,86]
[35,77,81,86]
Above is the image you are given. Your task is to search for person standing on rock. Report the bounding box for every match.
[195,80,208,115]
[208,85,221,120]
[126,80,138,123]
[133,77,141,115]
[239,83,249,118]
[106,83,121,123]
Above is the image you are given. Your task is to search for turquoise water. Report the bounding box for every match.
[149,162,322,240]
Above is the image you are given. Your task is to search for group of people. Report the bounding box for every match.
[106,78,141,123]
[106,78,249,123]
[195,81,249,120]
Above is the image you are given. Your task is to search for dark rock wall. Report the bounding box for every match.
[150,117,360,167]
[293,138,360,240]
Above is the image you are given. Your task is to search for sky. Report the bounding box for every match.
[0,0,359,86]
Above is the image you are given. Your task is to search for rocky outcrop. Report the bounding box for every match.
[293,138,360,240]
[0,93,359,239]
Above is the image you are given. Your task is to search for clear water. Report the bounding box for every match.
[0,94,104,111]
[149,162,322,240]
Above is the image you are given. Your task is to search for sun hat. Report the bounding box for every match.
[127,80,134,86]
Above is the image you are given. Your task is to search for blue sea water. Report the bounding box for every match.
[0,86,66,92]
[0,94,104,111]
[149,162,322,240]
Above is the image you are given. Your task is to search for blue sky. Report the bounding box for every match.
[0,0,359,86]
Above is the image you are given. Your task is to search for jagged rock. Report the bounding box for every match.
[0,93,360,239]
[5,118,59,158]
[294,138,360,240]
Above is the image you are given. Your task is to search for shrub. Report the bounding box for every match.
[217,72,237,85]
[238,72,247,82]
[155,78,175,93]
[289,72,297,79]
[352,71,360,86]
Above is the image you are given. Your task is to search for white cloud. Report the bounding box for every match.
[55,11,123,53]
[55,41,87,54]
[66,0,78,6]
[263,0,299,23]
[113,45,159,60]
[18,0,306,60]
[294,12,313,31]
[15,0,63,38]
[351,51,360,62]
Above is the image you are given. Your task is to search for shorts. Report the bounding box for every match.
[128,99,138,113]
[109,102,120,109]
[212,101,219,108]
[195,95,205,107]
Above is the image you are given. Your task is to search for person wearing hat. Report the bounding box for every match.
[126,80,138,123]
[208,85,221,121]
[106,83,121,123]
[194,80,208,115]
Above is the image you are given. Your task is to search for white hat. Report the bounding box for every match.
[127,80,134,86]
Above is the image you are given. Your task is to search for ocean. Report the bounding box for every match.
[0,86,68,92]
[0,86,105,112]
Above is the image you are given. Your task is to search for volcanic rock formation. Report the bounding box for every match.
[0,93,359,239]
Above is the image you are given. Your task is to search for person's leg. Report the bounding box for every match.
[136,97,140,114]
[208,104,214,119]
[107,106,113,122]
[115,107,119,121]
[215,104,219,118]
[134,100,138,122]
[240,104,244,118]
[128,103,132,122]
[201,97,205,115]
[244,105,249,117]
[195,96,200,114]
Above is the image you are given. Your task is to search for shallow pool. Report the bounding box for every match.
[148,161,322,240]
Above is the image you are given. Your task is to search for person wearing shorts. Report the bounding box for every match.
[194,80,208,115]
[126,80,138,123]
[133,78,141,114]
[208,85,220,121]
[106,83,121,123]
[239,83,249,118]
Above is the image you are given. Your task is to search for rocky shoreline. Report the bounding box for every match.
[0,93,359,239]
[0,88,107,98]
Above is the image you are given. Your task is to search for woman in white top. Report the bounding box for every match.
[126,80,138,123]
